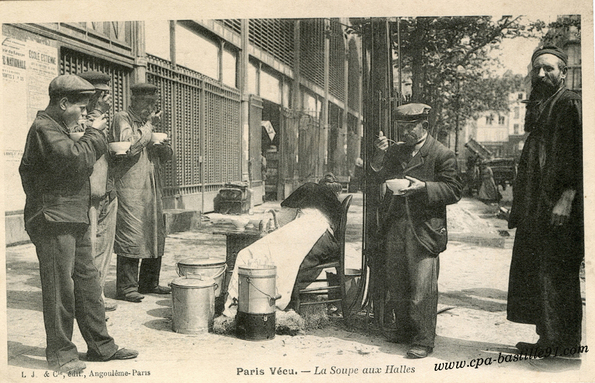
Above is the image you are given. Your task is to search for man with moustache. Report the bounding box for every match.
[371,103,462,359]
[19,75,138,374]
[507,46,583,366]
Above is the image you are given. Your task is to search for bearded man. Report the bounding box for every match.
[507,46,584,365]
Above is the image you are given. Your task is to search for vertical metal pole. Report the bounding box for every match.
[322,19,331,176]
[397,17,402,107]
[240,19,250,184]
[169,21,176,67]
[200,81,206,213]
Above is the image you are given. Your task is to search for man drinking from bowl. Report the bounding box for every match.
[19,75,138,373]
[110,83,173,302]
[371,103,462,359]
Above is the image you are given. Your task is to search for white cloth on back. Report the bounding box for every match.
[223,208,331,316]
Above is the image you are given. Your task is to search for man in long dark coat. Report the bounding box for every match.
[111,83,173,302]
[507,46,583,363]
[371,103,462,359]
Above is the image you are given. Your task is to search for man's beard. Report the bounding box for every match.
[531,77,562,100]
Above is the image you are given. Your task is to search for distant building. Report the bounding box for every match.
[504,91,528,160]
[460,90,527,164]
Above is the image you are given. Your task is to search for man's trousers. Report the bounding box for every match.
[385,218,440,348]
[116,256,163,295]
[27,218,118,367]
[93,194,117,291]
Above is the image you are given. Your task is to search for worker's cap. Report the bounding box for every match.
[130,83,158,98]
[394,103,432,122]
[531,45,568,66]
[77,71,111,91]
[48,75,95,97]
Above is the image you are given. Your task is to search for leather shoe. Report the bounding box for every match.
[139,285,171,295]
[87,348,139,362]
[51,359,86,373]
[104,300,118,311]
[116,292,144,302]
[406,345,433,359]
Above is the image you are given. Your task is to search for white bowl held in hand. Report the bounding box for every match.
[69,132,84,141]
[109,141,131,155]
[151,132,167,144]
[386,178,411,195]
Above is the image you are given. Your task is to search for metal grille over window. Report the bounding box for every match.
[216,19,242,35]
[59,47,130,132]
[147,54,241,198]
[300,19,325,89]
[329,19,346,102]
[248,19,295,68]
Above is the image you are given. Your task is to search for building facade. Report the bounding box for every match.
[3,19,363,243]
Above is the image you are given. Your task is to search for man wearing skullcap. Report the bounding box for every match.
[507,45,584,367]
[111,82,173,302]
[78,71,118,312]
[19,75,138,374]
[371,103,462,358]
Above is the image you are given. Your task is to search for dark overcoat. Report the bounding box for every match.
[507,87,583,333]
[376,134,462,254]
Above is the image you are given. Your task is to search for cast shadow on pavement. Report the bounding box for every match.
[143,300,173,332]
[439,287,507,312]
[8,341,48,370]
[7,290,42,312]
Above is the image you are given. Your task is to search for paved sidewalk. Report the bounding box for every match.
[4,193,588,382]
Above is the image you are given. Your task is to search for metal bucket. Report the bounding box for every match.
[177,258,226,298]
[238,265,280,314]
[237,265,281,341]
[170,277,217,334]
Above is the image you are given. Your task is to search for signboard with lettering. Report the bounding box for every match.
[2,31,59,211]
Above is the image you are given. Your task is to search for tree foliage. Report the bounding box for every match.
[391,16,541,139]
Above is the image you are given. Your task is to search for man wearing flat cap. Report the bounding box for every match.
[507,46,584,366]
[372,103,462,358]
[19,75,138,374]
[78,71,118,312]
[111,82,173,302]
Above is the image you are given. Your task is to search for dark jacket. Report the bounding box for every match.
[376,134,462,254]
[19,111,107,229]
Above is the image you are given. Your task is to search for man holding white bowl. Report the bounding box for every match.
[110,83,173,302]
[371,103,462,359]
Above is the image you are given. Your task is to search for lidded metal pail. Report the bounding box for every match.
[236,265,280,341]
[170,277,217,334]
[177,258,226,298]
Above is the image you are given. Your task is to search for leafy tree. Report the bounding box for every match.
[391,16,541,140]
